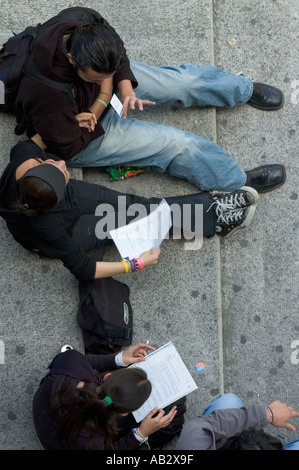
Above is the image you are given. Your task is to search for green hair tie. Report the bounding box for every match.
[103,396,113,406]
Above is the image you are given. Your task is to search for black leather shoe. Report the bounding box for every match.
[245,164,286,193]
[247,82,284,110]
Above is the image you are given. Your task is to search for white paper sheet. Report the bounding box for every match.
[129,342,198,422]
[109,199,172,259]
[110,93,123,116]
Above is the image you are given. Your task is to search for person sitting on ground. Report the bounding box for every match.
[14,6,285,194]
[175,392,299,450]
[32,344,186,450]
[0,139,260,281]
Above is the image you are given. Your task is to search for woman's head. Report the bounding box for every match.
[53,367,151,448]
[66,23,124,82]
[99,367,152,414]
[17,160,69,215]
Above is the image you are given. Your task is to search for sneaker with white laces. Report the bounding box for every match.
[212,186,260,209]
[215,204,256,238]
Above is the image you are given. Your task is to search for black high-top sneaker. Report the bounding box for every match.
[212,186,260,209]
[215,204,256,239]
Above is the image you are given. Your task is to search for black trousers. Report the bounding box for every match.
[68,180,216,251]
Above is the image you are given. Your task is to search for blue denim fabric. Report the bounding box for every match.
[202,393,244,415]
[282,438,299,450]
[68,62,253,191]
[202,393,299,450]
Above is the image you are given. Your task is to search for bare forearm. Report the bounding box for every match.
[89,77,114,119]
[117,79,136,100]
[95,261,126,279]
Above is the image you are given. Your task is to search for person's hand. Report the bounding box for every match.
[139,406,177,437]
[266,401,299,431]
[121,343,156,366]
[140,247,160,267]
[75,112,97,132]
[121,95,155,119]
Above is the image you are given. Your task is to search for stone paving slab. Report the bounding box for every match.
[0,0,221,450]
[0,0,298,451]
[213,0,299,443]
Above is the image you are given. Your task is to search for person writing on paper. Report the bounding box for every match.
[0,139,262,281]
[33,344,185,450]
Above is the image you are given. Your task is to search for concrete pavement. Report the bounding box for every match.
[0,0,298,450]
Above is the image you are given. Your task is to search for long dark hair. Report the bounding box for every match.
[68,23,124,74]
[52,368,151,449]
[14,176,57,216]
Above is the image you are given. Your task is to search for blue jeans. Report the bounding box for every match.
[204,393,299,450]
[68,62,252,192]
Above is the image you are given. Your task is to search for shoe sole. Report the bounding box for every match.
[222,205,256,239]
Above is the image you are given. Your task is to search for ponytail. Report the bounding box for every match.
[52,368,151,448]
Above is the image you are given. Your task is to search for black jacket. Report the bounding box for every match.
[0,140,96,280]
[16,7,138,159]
[32,349,140,450]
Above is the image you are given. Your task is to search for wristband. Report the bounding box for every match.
[135,257,145,269]
[96,98,108,107]
[121,259,130,273]
[266,406,274,424]
[133,427,148,443]
[115,351,126,367]
[100,91,112,99]
[132,257,145,272]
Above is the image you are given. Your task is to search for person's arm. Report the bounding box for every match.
[176,405,267,450]
[28,87,105,159]
[88,76,114,121]
[117,79,156,119]
[94,247,160,278]
[86,343,156,372]
[265,400,299,431]
[176,401,299,450]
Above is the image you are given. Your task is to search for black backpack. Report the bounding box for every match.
[77,251,133,355]
[0,8,102,118]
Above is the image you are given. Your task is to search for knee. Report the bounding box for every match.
[220,393,244,408]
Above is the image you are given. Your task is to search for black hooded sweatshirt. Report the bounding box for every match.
[15,7,138,159]
[0,140,97,280]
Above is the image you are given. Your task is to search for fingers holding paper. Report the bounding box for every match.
[139,406,177,437]
[140,247,161,267]
[122,343,155,365]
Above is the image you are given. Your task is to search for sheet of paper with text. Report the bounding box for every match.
[129,342,198,422]
[109,199,172,259]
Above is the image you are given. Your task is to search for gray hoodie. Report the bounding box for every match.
[175,405,268,450]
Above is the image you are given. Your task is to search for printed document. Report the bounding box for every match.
[129,342,198,422]
[109,199,172,259]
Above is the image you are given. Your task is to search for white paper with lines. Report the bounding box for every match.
[129,342,197,422]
